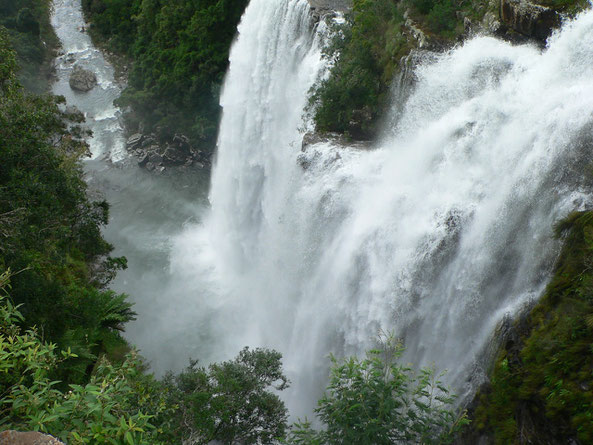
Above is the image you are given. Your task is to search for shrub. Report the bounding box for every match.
[288,336,468,444]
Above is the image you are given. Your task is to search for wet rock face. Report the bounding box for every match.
[126,132,212,172]
[0,431,64,445]
[307,0,351,21]
[301,131,372,151]
[500,0,561,40]
[69,65,97,92]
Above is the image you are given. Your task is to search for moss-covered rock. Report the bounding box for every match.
[463,211,593,445]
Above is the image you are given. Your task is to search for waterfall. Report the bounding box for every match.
[170,1,593,417]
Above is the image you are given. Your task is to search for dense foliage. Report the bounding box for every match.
[0,0,58,92]
[1,268,294,444]
[82,0,249,151]
[310,0,487,139]
[0,270,170,444]
[473,211,593,444]
[161,348,289,445]
[0,28,132,382]
[288,337,467,445]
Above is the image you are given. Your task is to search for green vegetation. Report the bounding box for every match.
[0,274,169,443]
[161,348,289,444]
[535,0,589,12]
[2,12,466,444]
[288,336,467,445]
[0,27,132,382]
[310,0,488,139]
[0,269,289,444]
[473,211,593,444]
[310,0,407,139]
[0,0,58,92]
[81,0,249,152]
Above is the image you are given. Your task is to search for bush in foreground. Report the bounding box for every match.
[288,336,468,445]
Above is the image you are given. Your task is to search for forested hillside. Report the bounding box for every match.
[81,0,249,152]
[0,0,58,91]
[0,24,133,382]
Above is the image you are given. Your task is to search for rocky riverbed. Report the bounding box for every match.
[125,132,212,173]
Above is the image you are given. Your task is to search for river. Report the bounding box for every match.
[50,0,212,374]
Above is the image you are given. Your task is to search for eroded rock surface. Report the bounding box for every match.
[0,431,64,445]
[126,132,212,172]
[500,0,561,40]
[308,0,351,21]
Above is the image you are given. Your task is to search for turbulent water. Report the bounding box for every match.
[51,0,593,420]
[169,0,593,417]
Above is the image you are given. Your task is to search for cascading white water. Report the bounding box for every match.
[170,2,593,418]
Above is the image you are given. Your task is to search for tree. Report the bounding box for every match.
[288,335,468,445]
[163,347,290,445]
[0,270,171,445]
[0,28,131,381]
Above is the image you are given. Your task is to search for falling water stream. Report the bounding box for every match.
[52,0,593,420]
[172,0,593,417]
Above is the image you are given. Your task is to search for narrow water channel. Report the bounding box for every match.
[51,0,212,374]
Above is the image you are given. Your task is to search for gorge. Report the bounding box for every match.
[69,0,593,426]
[2,0,593,442]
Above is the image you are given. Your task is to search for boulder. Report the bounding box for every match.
[126,133,144,150]
[172,133,190,147]
[126,131,212,172]
[163,146,186,165]
[500,0,561,40]
[0,430,64,445]
[69,65,97,92]
[63,105,85,123]
[148,152,163,165]
[137,152,149,167]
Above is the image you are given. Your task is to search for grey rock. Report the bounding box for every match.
[0,430,64,445]
[163,147,186,165]
[148,153,163,165]
[63,105,85,123]
[500,0,561,40]
[126,133,144,150]
[69,65,97,92]
[481,11,503,34]
[173,133,190,146]
[308,0,351,21]
[137,153,149,166]
[141,137,155,148]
